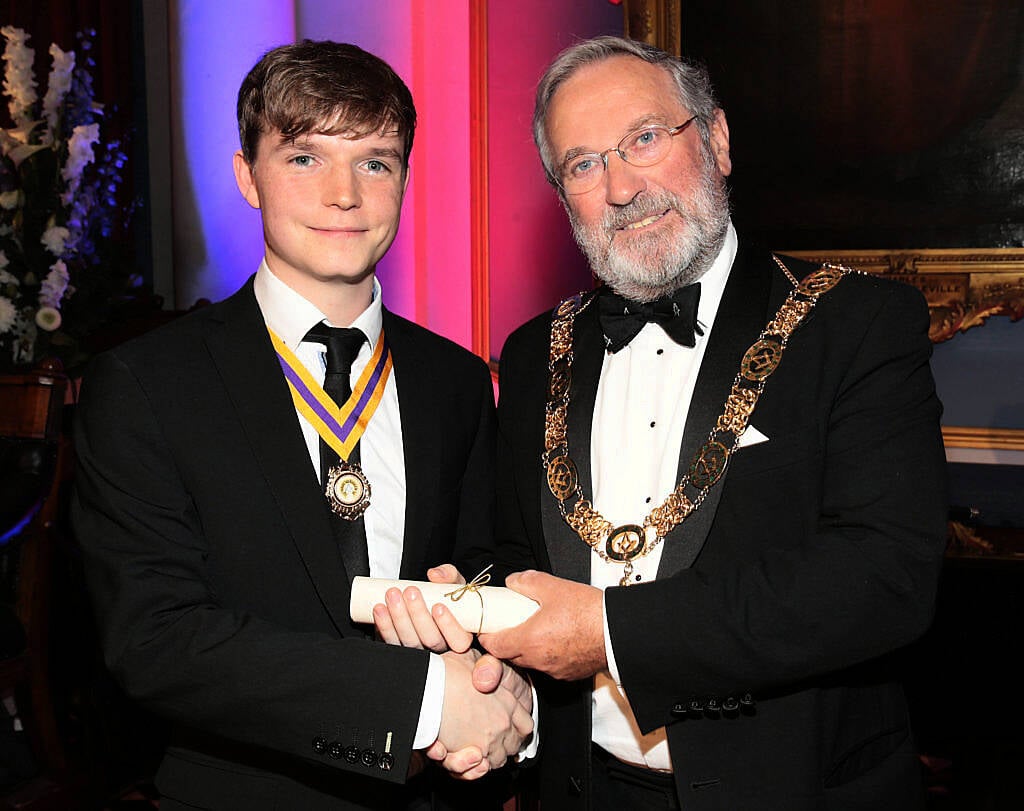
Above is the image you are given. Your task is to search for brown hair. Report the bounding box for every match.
[237,40,416,166]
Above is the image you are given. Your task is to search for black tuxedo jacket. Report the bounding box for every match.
[71,279,499,810]
[495,245,948,810]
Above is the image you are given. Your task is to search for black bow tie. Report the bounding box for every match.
[598,284,703,353]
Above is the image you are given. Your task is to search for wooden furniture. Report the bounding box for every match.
[0,359,70,804]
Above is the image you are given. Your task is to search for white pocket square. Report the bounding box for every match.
[737,424,769,448]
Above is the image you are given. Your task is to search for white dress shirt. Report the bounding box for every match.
[591,223,738,770]
[253,262,443,749]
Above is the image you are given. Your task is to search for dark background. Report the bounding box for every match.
[680,0,1024,250]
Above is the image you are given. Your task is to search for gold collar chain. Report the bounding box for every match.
[542,260,854,586]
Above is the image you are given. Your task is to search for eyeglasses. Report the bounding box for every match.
[556,117,697,195]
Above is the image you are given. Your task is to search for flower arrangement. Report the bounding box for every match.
[0,25,134,371]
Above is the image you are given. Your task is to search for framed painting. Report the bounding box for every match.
[621,0,1024,454]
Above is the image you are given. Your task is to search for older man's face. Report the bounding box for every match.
[546,55,733,301]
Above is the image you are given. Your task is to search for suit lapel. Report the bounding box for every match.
[382,311,441,580]
[204,281,358,635]
[657,246,775,577]
[542,300,603,584]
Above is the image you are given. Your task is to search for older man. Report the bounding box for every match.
[475,35,947,811]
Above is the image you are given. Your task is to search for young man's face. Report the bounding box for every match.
[234,127,408,291]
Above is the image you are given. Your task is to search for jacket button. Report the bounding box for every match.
[378,752,395,771]
[739,693,756,708]
[344,745,360,764]
[689,699,704,713]
[722,696,739,712]
[327,741,344,759]
[706,698,720,713]
[568,775,584,796]
[671,702,687,716]
[361,748,377,767]
[312,736,328,754]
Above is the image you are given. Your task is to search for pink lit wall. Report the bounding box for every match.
[486,1,622,361]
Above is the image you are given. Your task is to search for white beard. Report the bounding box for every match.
[568,149,730,303]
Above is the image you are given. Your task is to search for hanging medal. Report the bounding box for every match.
[269,328,393,520]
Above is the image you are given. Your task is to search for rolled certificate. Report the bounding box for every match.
[350,571,539,634]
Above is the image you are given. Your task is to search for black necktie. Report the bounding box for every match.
[597,283,704,353]
[304,323,370,579]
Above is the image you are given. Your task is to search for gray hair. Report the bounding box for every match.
[533,36,720,187]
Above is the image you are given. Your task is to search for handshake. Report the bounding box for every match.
[371,564,534,781]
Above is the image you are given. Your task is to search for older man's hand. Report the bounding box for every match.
[479,570,606,681]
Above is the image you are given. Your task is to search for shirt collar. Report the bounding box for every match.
[694,219,738,334]
[253,259,384,350]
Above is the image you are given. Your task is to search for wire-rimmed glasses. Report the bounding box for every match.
[557,117,697,195]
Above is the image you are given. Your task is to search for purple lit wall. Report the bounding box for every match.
[170,0,294,308]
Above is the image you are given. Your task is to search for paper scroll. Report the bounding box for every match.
[350,574,539,634]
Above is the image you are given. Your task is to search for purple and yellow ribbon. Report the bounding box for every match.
[269,327,393,460]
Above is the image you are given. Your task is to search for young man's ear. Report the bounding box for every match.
[233,150,261,209]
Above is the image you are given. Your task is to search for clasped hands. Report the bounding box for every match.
[372,565,606,780]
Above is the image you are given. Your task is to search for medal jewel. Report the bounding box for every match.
[546,455,578,501]
[556,293,584,317]
[741,339,783,381]
[549,358,571,401]
[606,525,645,562]
[326,462,371,519]
[689,440,730,489]
[799,265,845,297]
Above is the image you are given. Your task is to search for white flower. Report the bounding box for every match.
[34,305,61,332]
[60,122,100,204]
[39,260,69,308]
[0,189,20,209]
[0,249,13,287]
[0,126,46,167]
[1,26,37,129]
[41,43,75,142]
[40,224,70,256]
[0,295,15,333]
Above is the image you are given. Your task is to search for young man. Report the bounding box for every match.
[72,40,529,810]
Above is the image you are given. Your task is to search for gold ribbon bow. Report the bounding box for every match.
[444,564,493,634]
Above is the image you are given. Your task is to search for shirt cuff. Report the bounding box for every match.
[413,652,445,749]
[603,591,622,683]
[516,677,541,761]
